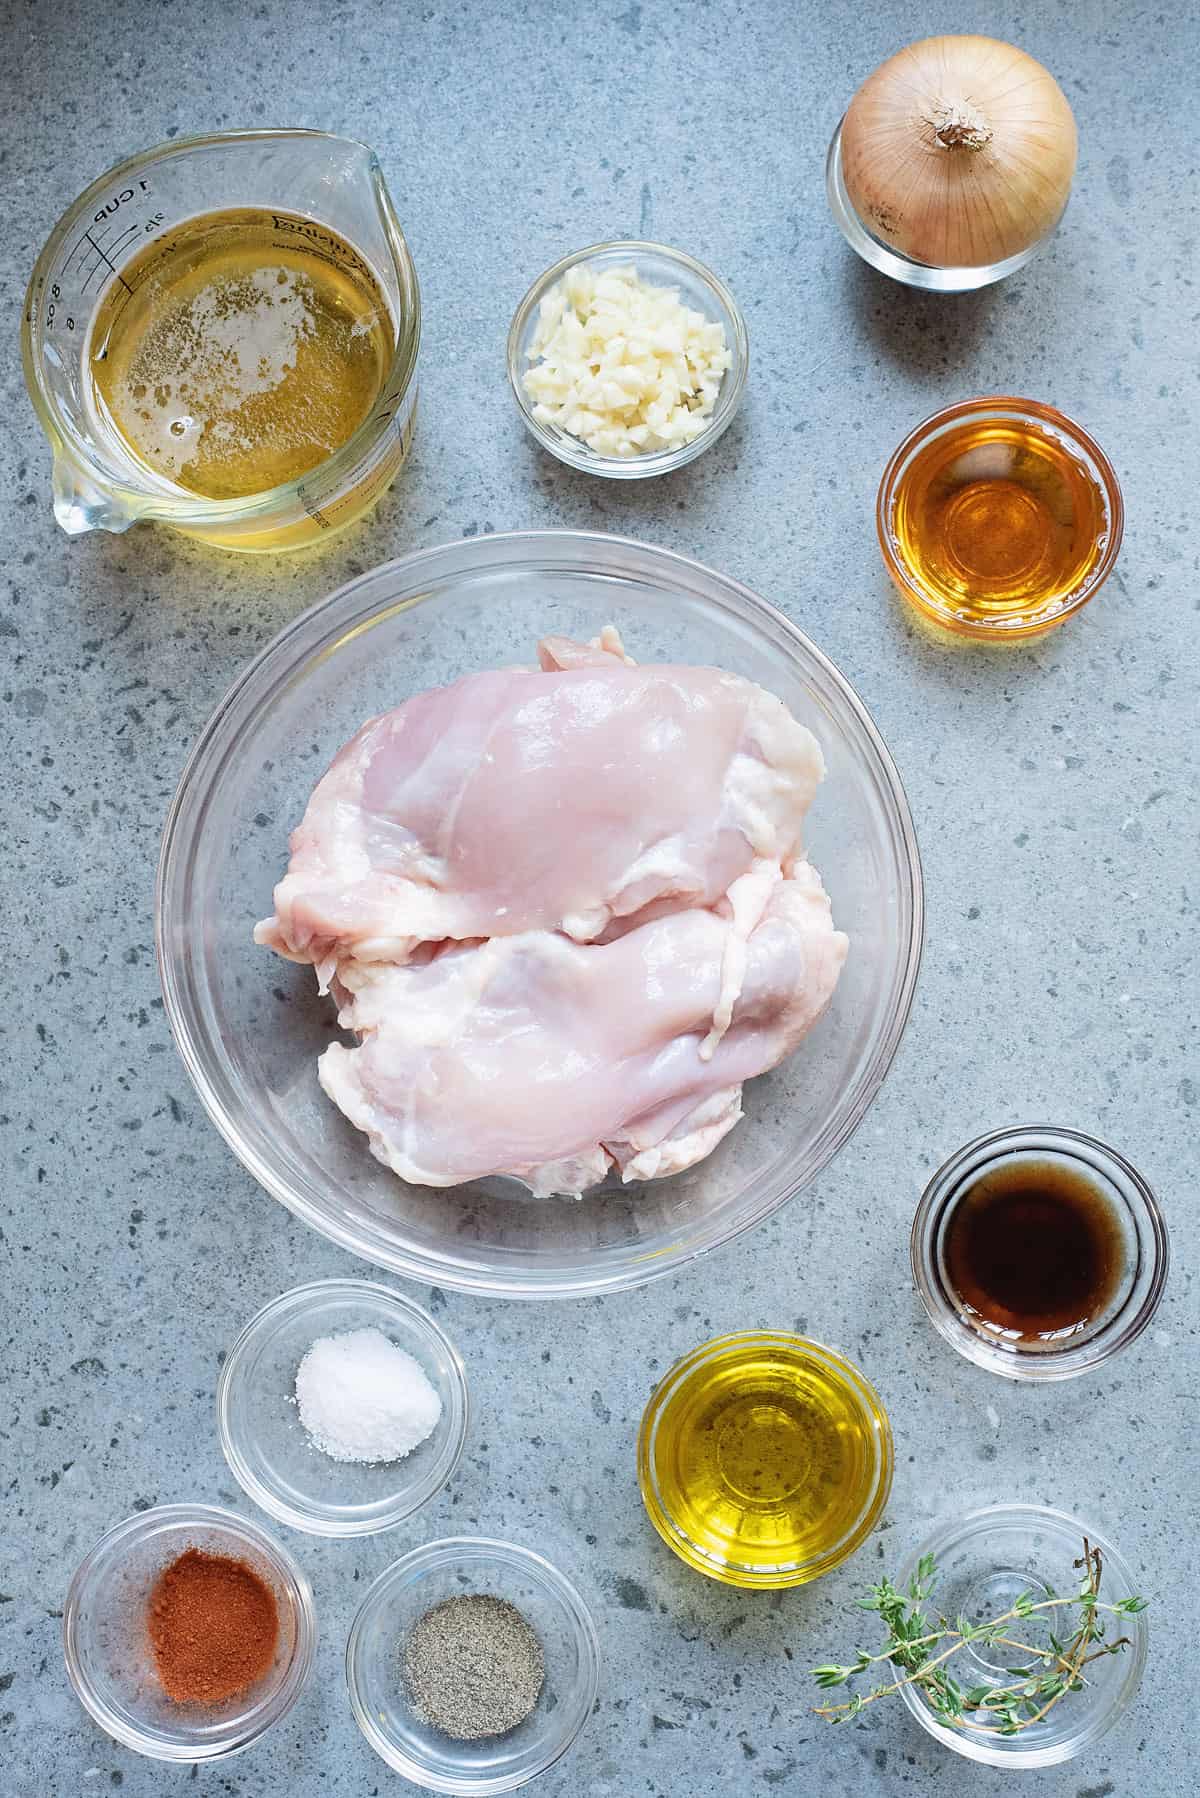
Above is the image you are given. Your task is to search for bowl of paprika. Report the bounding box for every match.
[63,1502,316,1761]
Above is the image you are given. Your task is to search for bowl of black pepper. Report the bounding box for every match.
[345,1536,600,1791]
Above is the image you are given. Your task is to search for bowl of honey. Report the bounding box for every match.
[911,1125,1169,1380]
[877,398,1123,641]
[636,1333,892,1588]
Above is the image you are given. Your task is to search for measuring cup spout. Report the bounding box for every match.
[52,457,138,536]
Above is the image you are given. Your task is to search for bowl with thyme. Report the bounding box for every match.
[811,1503,1148,1768]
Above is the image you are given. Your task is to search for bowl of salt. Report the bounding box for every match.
[217,1278,469,1536]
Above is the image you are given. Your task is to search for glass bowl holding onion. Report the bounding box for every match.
[827,35,1078,291]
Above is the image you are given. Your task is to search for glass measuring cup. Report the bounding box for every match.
[22,130,420,553]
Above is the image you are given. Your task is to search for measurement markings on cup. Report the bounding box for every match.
[58,217,134,300]
[78,230,133,296]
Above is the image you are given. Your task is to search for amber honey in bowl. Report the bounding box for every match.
[878,399,1123,639]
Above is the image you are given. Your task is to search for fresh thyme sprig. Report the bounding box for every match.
[812,1538,1147,1738]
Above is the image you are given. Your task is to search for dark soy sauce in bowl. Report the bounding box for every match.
[942,1157,1124,1342]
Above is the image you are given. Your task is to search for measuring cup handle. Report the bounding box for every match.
[52,456,138,536]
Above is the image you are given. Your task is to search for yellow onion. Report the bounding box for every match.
[841,36,1078,268]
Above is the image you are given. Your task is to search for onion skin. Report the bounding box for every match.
[841,35,1078,269]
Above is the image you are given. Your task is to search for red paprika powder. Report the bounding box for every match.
[147,1547,279,1704]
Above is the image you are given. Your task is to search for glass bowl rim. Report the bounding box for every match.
[22,126,421,527]
[894,1501,1148,1767]
[637,1330,894,1587]
[910,1123,1169,1381]
[506,239,749,479]
[62,1500,317,1761]
[876,395,1125,639]
[155,528,924,1298]
[216,1277,470,1536]
[825,118,1063,292]
[344,1534,601,1793]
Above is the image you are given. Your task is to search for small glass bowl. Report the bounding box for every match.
[346,1537,600,1793]
[895,1504,1148,1767]
[63,1502,316,1761]
[912,1126,1168,1381]
[877,397,1123,641]
[217,1279,469,1536]
[507,240,748,478]
[637,1332,893,1588]
[826,118,1066,291]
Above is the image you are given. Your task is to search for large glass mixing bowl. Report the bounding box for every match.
[157,532,922,1297]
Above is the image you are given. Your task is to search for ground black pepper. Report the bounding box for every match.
[403,1593,544,1740]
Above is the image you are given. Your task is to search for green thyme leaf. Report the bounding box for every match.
[811,1664,852,1687]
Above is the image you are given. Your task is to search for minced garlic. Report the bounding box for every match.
[522,263,732,459]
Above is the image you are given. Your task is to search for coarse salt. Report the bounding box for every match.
[522,263,732,458]
[294,1326,442,1464]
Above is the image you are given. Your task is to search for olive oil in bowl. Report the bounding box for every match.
[638,1334,892,1588]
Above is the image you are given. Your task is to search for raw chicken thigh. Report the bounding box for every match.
[256,630,848,1197]
[254,633,823,988]
[320,860,846,1196]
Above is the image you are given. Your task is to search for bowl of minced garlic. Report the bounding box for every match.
[63,1503,315,1760]
[508,240,748,477]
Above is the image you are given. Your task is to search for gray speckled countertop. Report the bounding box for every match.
[3,1,1197,1793]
